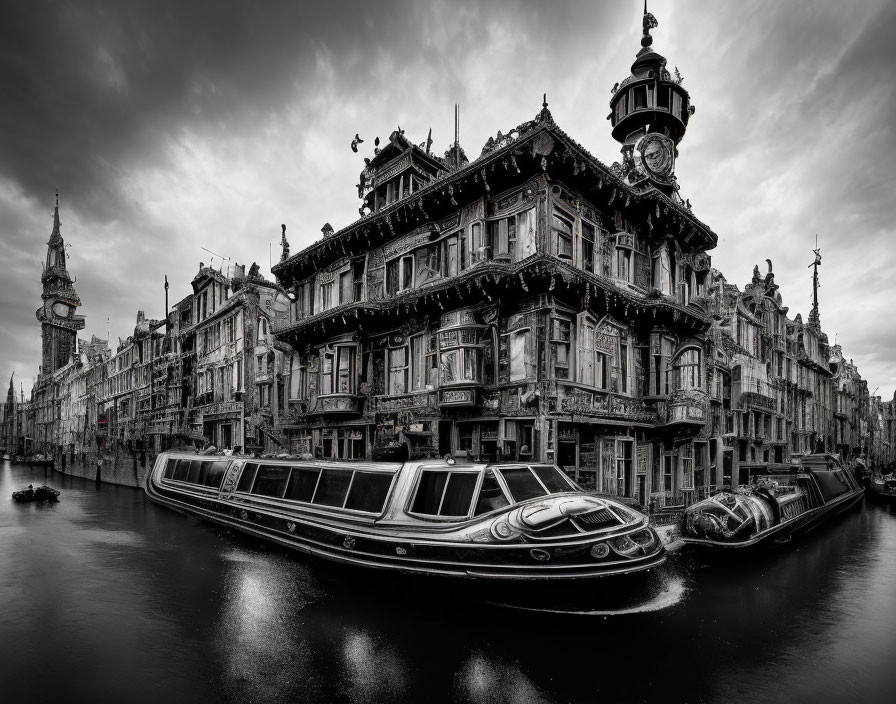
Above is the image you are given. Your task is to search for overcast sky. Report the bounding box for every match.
[1,0,895,401]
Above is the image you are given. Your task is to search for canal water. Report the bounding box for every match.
[2,460,895,704]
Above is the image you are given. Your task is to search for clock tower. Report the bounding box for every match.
[36,195,85,376]
[608,3,694,198]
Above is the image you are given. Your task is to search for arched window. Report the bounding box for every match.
[672,348,701,390]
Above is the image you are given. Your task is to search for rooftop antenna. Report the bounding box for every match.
[454,103,460,169]
[164,275,169,318]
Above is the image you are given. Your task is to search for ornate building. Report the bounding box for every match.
[4,6,881,493]
[271,7,719,507]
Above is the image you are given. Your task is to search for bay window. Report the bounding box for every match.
[673,348,701,390]
[320,345,357,395]
[440,328,481,385]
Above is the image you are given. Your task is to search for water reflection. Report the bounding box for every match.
[340,630,408,702]
[456,650,552,704]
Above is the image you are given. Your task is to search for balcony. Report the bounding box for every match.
[737,390,776,412]
[370,391,437,414]
[554,385,657,423]
[309,393,362,415]
[664,389,709,427]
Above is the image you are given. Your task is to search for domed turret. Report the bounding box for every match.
[608,3,695,195]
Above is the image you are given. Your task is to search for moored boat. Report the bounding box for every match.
[145,452,665,580]
[12,484,60,503]
[866,474,896,505]
[681,453,863,549]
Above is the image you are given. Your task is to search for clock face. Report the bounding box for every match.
[52,302,71,318]
[637,133,675,178]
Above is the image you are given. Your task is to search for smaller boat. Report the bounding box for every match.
[866,474,896,504]
[681,453,863,549]
[12,484,61,503]
[26,454,55,469]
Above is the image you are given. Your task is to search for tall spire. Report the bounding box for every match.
[808,236,822,330]
[36,194,84,376]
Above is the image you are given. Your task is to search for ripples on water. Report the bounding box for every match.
[2,460,896,703]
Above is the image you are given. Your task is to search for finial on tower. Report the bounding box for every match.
[538,92,553,124]
[642,1,658,48]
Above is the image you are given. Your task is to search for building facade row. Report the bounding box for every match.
[1,7,886,499]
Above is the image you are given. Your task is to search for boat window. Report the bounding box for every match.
[496,466,549,502]
[163,457,179,479]
[172,458,191,482]
[236,463,258,493]
[202,461,228,488]
[186,460,204,484]
[411,470,477,517]
[412,470,449,515]
[312,468,353,507]
[285,466,320,502]
[474,470,510,516]
[344,472,394,513]
[441,473,478,516]
[252,465,290,498]
[530,464,576,493]
[813,469,852,502]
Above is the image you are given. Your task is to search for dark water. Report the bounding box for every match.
[2,461,895,704]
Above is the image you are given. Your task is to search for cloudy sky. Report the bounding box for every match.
[1,0,895,400]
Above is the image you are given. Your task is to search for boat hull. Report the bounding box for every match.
[866,480,896,505]
[145,454,665,581]
[681,454,864,550]
[681,489,863,549]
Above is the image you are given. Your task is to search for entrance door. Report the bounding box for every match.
[438,421,453,457]
[638,475,647,506]
[558,441,577,479]
[221,423,232,450]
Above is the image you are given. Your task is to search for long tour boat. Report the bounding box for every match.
[145,452,665,580]
[681,453,863,549]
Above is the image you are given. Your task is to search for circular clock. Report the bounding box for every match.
[52,302,72,318]
[637,133,675,179]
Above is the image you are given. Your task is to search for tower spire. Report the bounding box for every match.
[36,195,84,376]
[808,235,822,330]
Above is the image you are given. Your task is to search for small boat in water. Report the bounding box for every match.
[866,474,896,504]
[12,484,60,503]
[681,453,863,549]
[145,452,665,581]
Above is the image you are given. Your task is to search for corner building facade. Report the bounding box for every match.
[272,10,722,507]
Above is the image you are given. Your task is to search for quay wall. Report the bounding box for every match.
[51,448,156,489]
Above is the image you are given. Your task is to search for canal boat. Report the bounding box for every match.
[681,453,863,549]
[12,484,60,503]
[866,474,896,505]
[145,452,665,580]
